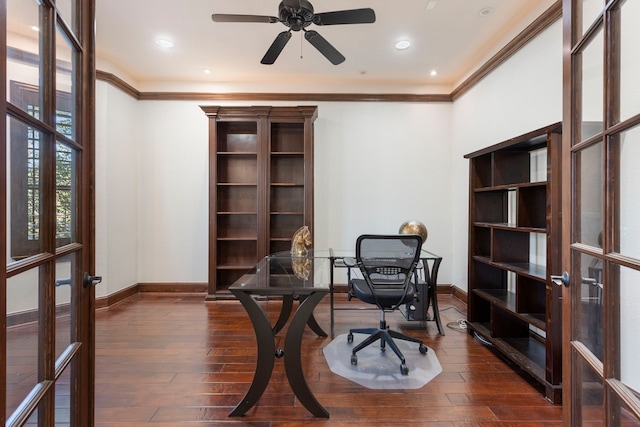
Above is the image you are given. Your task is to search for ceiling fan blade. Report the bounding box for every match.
[304,30,345,65]
[261,31,292,64]
[211,14,278,23]
[314,8,376,25]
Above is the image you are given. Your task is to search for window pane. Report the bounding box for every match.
[575,142,603,247]
[620,265,640,395]
[8,115,44,261]
[55,366,72,426]
[56,0,76,36]
[581,0,604,35]
[6,0,42,116]
[577,252,603,360]
[577,354,604,424]
[580,28,604,141]
[620,0,640,123]
[6,267,41,420]
[55,254,73,359]
[56,142,76,247]
[614,125,640,261]
[610,390,640,425]
[56,25,76,141]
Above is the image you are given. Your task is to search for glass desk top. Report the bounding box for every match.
[228,251,333,294]
[322,248,441,261]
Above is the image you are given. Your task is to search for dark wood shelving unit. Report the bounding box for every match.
[202,106,318,299]
[464,122,562,403]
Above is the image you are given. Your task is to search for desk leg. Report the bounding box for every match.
[425,258,445,336]
[229,289,276,417]
[284,291,330,418]
[273,295,294,335]
[297,295,328,337]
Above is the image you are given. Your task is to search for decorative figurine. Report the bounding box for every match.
[291,226,312,280]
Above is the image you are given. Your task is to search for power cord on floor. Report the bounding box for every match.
[473,331,493,347]
[446,318,467,333]
[439,306,469,333]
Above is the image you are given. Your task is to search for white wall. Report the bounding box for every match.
[450,20,563,291]
[106,99,453,290]
[95,82,140,297]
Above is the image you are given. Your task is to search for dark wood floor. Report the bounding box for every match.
[93,292,562,426]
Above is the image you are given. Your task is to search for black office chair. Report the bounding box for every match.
[347,234,427,375]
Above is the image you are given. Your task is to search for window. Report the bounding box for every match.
[10,81,74,259]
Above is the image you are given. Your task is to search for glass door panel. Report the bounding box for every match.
[6,267,41,419]
[55,27,76,142]
[55,254,73,360]
[4,0,95,425]
[6,0,41,115]
[55,0,76,35]
[54,367,72,426]
[55,143,76,248]
[576,142,603,247]
[581,0,604,35]
[619,0,640,124]
[577,252,603,359]
[578,355,605,424]
[8,115,44,261]
[613,125,640,261]
[566,0,640,423]
[619,265,640,395]
[580,28,604,141]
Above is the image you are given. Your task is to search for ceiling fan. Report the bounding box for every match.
[211,0,376,65]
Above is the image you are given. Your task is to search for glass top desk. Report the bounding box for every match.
[326,248,444,336]
[228,251,332,418]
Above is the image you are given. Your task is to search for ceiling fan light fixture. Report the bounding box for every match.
[395,40,411,50]
[155,38,174,49]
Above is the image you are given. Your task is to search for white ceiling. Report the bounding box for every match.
[10,0,559,93]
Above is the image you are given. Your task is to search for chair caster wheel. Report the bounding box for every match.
[347,333,354,344]
[419,344,428,354]
[400,363,409,375]
[351,354,358,365]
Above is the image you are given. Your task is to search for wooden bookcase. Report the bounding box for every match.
[201,106,318,299]
[464,122,562,403]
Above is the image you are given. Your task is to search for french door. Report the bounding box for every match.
[2,0,97,426]
[562,0,640,424]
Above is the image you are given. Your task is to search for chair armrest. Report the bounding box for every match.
[342,257,357,268]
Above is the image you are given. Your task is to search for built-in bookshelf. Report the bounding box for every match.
[464,122,562,403]
[202,106,318,299]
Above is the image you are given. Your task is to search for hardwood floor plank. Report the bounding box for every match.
[88,293,564,426]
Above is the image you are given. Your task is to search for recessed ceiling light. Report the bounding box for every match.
[30,25,39,32]
[479,7,493,16]
[430,70,438,76]
[395,40,411,50]
[203,68,211,74]
[156,38,174,48]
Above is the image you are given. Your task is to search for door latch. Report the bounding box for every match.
[83,272,103,288]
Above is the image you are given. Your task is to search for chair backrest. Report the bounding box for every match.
[355,234,422,308]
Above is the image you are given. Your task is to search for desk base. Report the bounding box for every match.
[229,289,329,418]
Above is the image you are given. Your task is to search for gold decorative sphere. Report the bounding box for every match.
[399,220,428,243]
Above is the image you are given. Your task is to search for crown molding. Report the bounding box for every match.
[451,0,562,101]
